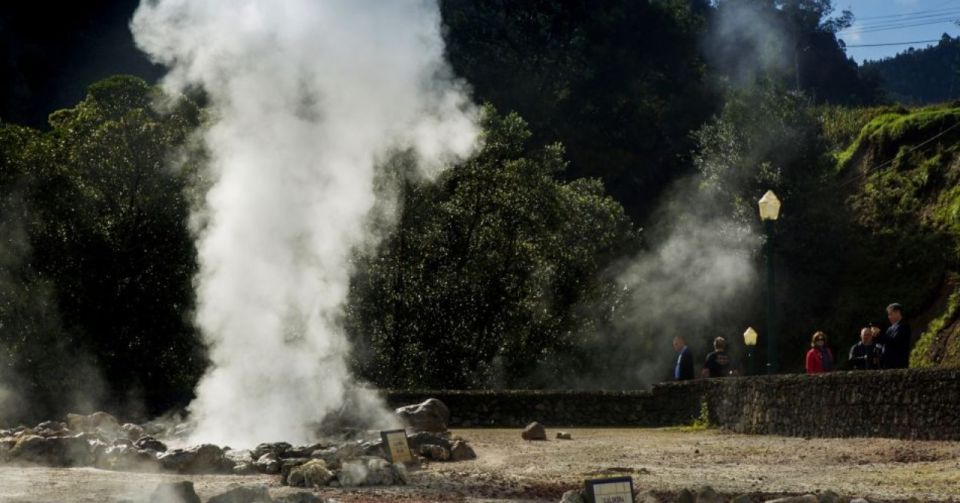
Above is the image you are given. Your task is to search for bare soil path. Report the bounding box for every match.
[1,428,958,502]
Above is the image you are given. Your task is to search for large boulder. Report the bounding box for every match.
[9,434,94,466]
[395,398,449,433]
[207,485,273,503]
[158,444,233,474]
[521,422,547,441]
[149,481,202,503]
[286,459,334,488]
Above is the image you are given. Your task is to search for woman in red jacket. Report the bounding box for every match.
[805,331,834,373]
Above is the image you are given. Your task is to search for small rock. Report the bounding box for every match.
[636,490,661,503]
[338,456,402,487]
[696,486,724,503]
[521,422,547,441]
[275,493,324,503]
[449,440,476,461]
[677,488,696,503]
[764,496,819,503]
[233,462,257,475]
[819,490,841,503]
[255,452,281,474]
[417,444,450,461]
[207,485,272,503]
[135,436,168,452]
[252,442,291,460]
[286,459,334,488]
[395,398,450,433]
[559,489,585,503]
[149,481,201,503]
[556,432,572,440]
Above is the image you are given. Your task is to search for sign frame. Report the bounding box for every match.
[584,476,635,503]
[380,429,414,464]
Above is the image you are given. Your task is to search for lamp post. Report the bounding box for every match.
[743,327,758,376]
[758,190,781,374]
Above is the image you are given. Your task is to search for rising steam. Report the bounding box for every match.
[132,0,478,446]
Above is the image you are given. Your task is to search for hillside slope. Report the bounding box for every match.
[828,104,960,368]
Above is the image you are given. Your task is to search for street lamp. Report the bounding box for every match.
[758,190,781,374]
[743,327,758,376]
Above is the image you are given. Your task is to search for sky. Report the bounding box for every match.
[836,0,960,62]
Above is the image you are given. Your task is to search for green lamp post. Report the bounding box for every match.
[758,190,781,374]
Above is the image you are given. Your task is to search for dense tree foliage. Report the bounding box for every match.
[346,108,637,389]
[0,76,205,421]
[863,35,960,105]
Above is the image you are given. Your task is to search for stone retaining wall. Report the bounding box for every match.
[384,368,960,440]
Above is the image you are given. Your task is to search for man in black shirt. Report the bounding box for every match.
[702,337,735,378]
[875,303,912,369]
[849,326,884,370]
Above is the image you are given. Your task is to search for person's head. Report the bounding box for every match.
[672,336,686,352]
[713,336,727,351]
[811,331,827,348]
[860,327,873,344]
[870,324,881,337]
[887,303,904,324]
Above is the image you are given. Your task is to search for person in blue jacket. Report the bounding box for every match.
[875,303,912,369]
[672,336,694,381]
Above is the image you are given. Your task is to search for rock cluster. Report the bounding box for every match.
[1,398,477,489]
[559,486,874,503]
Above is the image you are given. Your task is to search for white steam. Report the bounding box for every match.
[132,0,478,446]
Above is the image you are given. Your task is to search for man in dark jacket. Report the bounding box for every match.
[849,326,884,370]
[672,336,694,381]
[876,303,912,369]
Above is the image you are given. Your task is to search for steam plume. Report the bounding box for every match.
[132,0,478,446]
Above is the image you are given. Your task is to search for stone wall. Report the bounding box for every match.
[384,368,960,440]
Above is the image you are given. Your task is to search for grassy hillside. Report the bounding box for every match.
[821,104,960,368]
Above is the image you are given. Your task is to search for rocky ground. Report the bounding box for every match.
[1,427,958,502]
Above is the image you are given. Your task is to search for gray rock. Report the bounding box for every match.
[637,490,661,503]
[849,499,870,503]
[233,461,257,475]
[819,490,841,503]
[406,432,452,451]
[450,440,476,461]
[286,459,334,488]
[677,488,696,503]
[731,495,754,503]
[696,486,724,503]
[417,444,450,461]
[521,422,547,441]
[395,398,450,433]
[122,423,146,441]
[283,443,324,459]
[337,456,403,487]
[158,444,232,474]
[255,452,281,474]
[135,436,168,452]
[559,489,585,503]
[9,434,93,466]
[274,493,324,503]
[252,442,291,460]
[764,496,819,503]
[225,449,254,464]
[98,445,159,471]
[149,481,201,503]
[556,432,572,440]
[207,485,273,503]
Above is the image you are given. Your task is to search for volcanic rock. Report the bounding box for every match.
[696,486,724,503]
[283,443,324,458]
[135,436,168,452]
[252,442,291,459]
[255,452,281,474]
[559,490,585,503]
[417,443,450,461]
[819,491,842,503]
[521,422,547,441]
[275,493,324,503]
[233,461,257,475]
[207,485,272,503]
[149,481,202,503]
[449,440,476,461]
[159,444,232,474]
[395,398,449,433]
[286,459,334,488]
[123,423,146,441]
[9,434,93,466]
[337,456,406,486]
[406,432,452,450]
[98,444,159,471]
[556,431,572,440]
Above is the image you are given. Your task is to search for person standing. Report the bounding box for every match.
[672,336,694,381]
[702,337,735,378]
[805,331,834,373]
[875,303,912,369]
[849,326,884,370]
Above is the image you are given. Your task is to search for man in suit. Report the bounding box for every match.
[876,303,912,369]
[672,336,694,381]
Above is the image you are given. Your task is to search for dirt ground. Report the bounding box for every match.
[1,428,958,503]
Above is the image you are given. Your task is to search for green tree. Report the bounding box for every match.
[347,107,637,388]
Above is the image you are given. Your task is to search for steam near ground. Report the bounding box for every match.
[131,0,479,447]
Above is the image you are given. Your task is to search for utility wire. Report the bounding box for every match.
[844,39,944,47]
